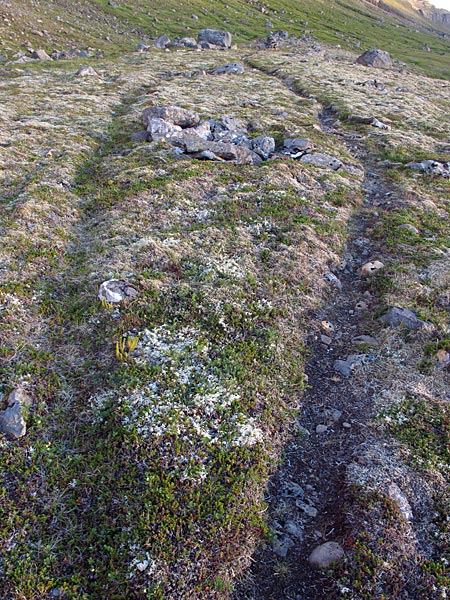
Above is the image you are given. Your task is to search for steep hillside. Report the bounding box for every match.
[1,0,450,77]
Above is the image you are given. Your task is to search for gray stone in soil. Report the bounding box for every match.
[198,29,232,48]
[284,521,304,540]
[356,48,392,68]
[406,160,450,178]
[212,62,245,75]
[250,135,275,159]
[309,542,345,568]
[398,223,419,234]
[316,424,328,434]
[387,483,413,521]
[0,387,31,439]
[131,131,149,142]
[352,335,379,347]
[284,482,305,498]
[334,354,372,377]
[31,49,52,60]
[300,152,342,170]
[296,501,318,518]
[283,138,312,154]
[154,35,171,49]
[324,272,342,289]
[379,306,429,329]
[142,106,200,129]
[75,66,98,77]
[272,535,295,558]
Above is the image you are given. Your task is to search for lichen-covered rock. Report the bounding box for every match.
[300,152,342,170]
[406,160,450,177]
[250,135,275,159]
[146,117,182,141]
[142,106,200,129]
[98,279,138,304]
[356,48,392,68]
[378,306,429,329]
[309,542,345,568]
[198,29,232,48]
[212,62,245,75]
[0,387,31,439]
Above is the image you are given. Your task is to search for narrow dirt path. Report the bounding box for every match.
[234,81,396,600]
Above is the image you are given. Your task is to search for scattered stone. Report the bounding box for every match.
[0,387,31,439]
[436,348,450,368]
[343,422,352,429]
[251,135,275,159]
[422,44,431,52]
[398,223,419,234]
[309,542,345,568]
[321,320,335,334]
[142,106,200,129]
[300,152,342,170]
[356,48,392,68]
[283,138,312,156]
[361,260,384,277]
[212,62,245,75]
[284,521,304,540]
[273,535,295,558]
[284,482,305,498]
[387,483,413,521]
[334,354,372,377]
[352,335,379,347]
[75,66,98,77]
[406,160,450,178]
[136,42,149,52]
[191,14,199,20]
[324,272,342,290]
[154,35,171,49]
[98,279,138,304]
[31,48,52,61]
[320,334,332,345]
[198,29,232,48]
[329,408,342,423]
[378,306,429,329]
[347,115,390,129]
[316,424,328,434]
[297,502,318,518]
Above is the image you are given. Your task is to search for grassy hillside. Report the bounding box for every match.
[1,0,449,78]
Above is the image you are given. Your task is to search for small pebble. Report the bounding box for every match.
[320,334,332,345]
[343,422,352,429]
[316,424,328,434]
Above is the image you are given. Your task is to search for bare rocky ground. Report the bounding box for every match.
[0,40,449,599]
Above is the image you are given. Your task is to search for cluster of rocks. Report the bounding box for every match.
[356,48,392,68]
[138,105,349,170]
[8,46,99,65]
[140,29,232,52]
[406,159,450,177]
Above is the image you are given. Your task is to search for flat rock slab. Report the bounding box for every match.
[300,152,343,171]
[379,306,429,329]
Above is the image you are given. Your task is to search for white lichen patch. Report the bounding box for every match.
[91,326,263,483]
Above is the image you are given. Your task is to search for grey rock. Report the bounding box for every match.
[147,117,182,140]
[316,424,328,434]
[334,354,372,377]
[300,152,342,170]
[0,387,31,439]
[352,335,379,347]
[356,48,392,68]
[154,35,171,49]
[283,138,312,155]
[98,279,138,304]
[309,542,345,568]
[191,150,224,161]
[324,272,342,289]
[398,223,419,234]
[191,121,212,140]
[191,14,199,20]
[171,132,261,164]
[212,62,245,75]
[75,66,98,77]
[284,521,304,540]
[297,502,318,518]
[31,49,51,61]
[177,37,198,48]
[198,29,232,48]
[379,306,429,329]
[250,135,275,159]
[273,535,295,558]
[284,482,305,498]
[388,483,413,521]
[406,160,450,178]
[142,106,200,129]
[136,42,149,52]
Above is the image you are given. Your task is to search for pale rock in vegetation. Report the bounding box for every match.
[198,29,232,48]
[379,306,429,329]
[251,135,275,159]
[309,541,345,568]
[142,105,200,129]
[300,152,342,170]
[0,387,31,439]
[98,279,138,304]
[153,35,171,49]
[31,49,52,60]
[75,65,99,77]
[212,62,245,75]
[406,160,450,177]
[356,48,392,68]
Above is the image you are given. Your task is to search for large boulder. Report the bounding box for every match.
[198,29,232,48]
[142,106,200,129]
[356,48,392,68]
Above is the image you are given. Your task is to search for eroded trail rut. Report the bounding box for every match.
[235,98,398,600]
